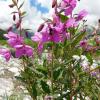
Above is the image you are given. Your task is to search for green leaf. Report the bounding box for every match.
[86,53,93,64]
[59,14,68,22]
[71,31,87,48]
[20,11,26,16]
[32,84,37,97]
[29,67,44,76]
[53,68,63,80]
[37,67,48,77]
[40,80,50,94]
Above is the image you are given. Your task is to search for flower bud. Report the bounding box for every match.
[7,26,12,32]
[37,23,44,32]
[13,14,16,21]
[9,4,15,8]
[52,0,57,8]
[25,32,29,38]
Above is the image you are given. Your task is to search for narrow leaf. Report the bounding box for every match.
[18,1,24,10]
[41,80,50,93]
[20,11,26,16]
[12,0,17,5]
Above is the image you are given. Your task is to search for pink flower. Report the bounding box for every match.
[66,18,77,28]
[31,32,45,54]
[31,24,63,53]
[14,44,33,58]
[0,48,11,61]
[65,32,71,39]
[4,31,24,47]
[60,0,77,15]
[52,14,60,24]
[62,0,77,8]
[38,42,44,54]
[80,40,87,48]
[76,9,88,21]
[31,32,42,42]
[64,7,73,15]
[47,26,62,43]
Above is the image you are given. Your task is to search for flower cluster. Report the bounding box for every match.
[2,32,33,60]
[0,0,88,60]
[31,0,88,53]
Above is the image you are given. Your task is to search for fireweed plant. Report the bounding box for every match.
[0,0,100,99]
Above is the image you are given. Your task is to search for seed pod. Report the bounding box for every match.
[37,23,44,32]
[13,14,16,21]
[52,0,57,8]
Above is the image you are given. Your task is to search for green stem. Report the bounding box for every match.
[51,45,54,98]
[16,4,22,36]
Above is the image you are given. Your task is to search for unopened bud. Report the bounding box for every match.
[37,23,44,32]
[25,32,29,38]
[7,26,12,32]
[9,4,15,8]
[13,14,16,21]
[52,0,57,8]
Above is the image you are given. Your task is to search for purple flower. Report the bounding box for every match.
[14,44,33,58]
[33,25,62,43]
[65,32,71,39]
[31,24,63,53]
[64,6,73,15]
[60,0,77,15]
[31,32,42,42]
[38,42,44,54]
[0,48,11,61]
[76,9,88,21]
[80,40,87,48]
[31,31,47,53]
[4,31,24,47]
[47,25,62,43]
[63,0,77,8]
[52,14,60,24]
[66,18,77,28]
